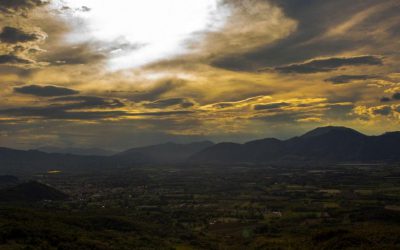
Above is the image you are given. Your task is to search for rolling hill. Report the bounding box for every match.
[0,181,68,202]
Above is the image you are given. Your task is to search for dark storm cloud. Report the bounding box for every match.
[144,98,195,109]
[253,102,291,110]
[0,27,40,44]
[0,0,48,13]
[211,0,395,71]
[14,85,79,97]
[271,56,383,74]
[0,54,33,65]
[325,75,379,84]
[393,93,400,100]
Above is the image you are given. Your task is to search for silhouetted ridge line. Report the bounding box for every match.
[0,127,399,171]
[189,126,400,164]
[115,141,214,163]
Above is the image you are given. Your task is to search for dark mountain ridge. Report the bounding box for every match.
[37,146,115,156]
[0,141,215,174]
[189,126,400,163]
[0,147,110,174]
[0,181,68,202]
[115,141,214,163]
[1,127,399,174]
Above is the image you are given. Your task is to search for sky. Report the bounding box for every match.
[0,0,400,150]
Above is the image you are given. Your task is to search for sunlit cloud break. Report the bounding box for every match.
[51,0,227,70]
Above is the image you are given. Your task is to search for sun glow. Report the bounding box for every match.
[54,0,225,70]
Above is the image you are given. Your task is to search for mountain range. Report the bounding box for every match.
[0,147,110,174]
[115,141,214,164]
[0,126,399,174]
[37,146,115,156]
[189,126,400,163]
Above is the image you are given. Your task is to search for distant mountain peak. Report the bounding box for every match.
[301,126,365,138]
[189,126,400,164]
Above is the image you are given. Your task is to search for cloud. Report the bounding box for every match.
[0,27,46,68]
[14,85,79,97]
[192,0,297,55]
[297,117,323,123]
[0,95,127,120]
[41,43,106,66]
[210,1,396,72]
[0,107,127,120]
[144,98,195,109]
[253,102,291,110]
[79,6,91,12]
[379,93,400,103]
[255,112,305,124]
[0,27,42,44]
[372,105,392,116]
[131,78,186,102]
[0,54,34,65]
[129,110,195,117]
[380,97,391,103]
[0,102,193,120]
[270,55,383,74]
[203,96,272,110]
[324,103,355,120]
[325,74,379,84]
[0,0,48,13]
[252,99,354,124]
[51,96,125,110]
[38,39,143,66]
[354,104,398,119]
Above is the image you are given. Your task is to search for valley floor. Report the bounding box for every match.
[1,164,400,249]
